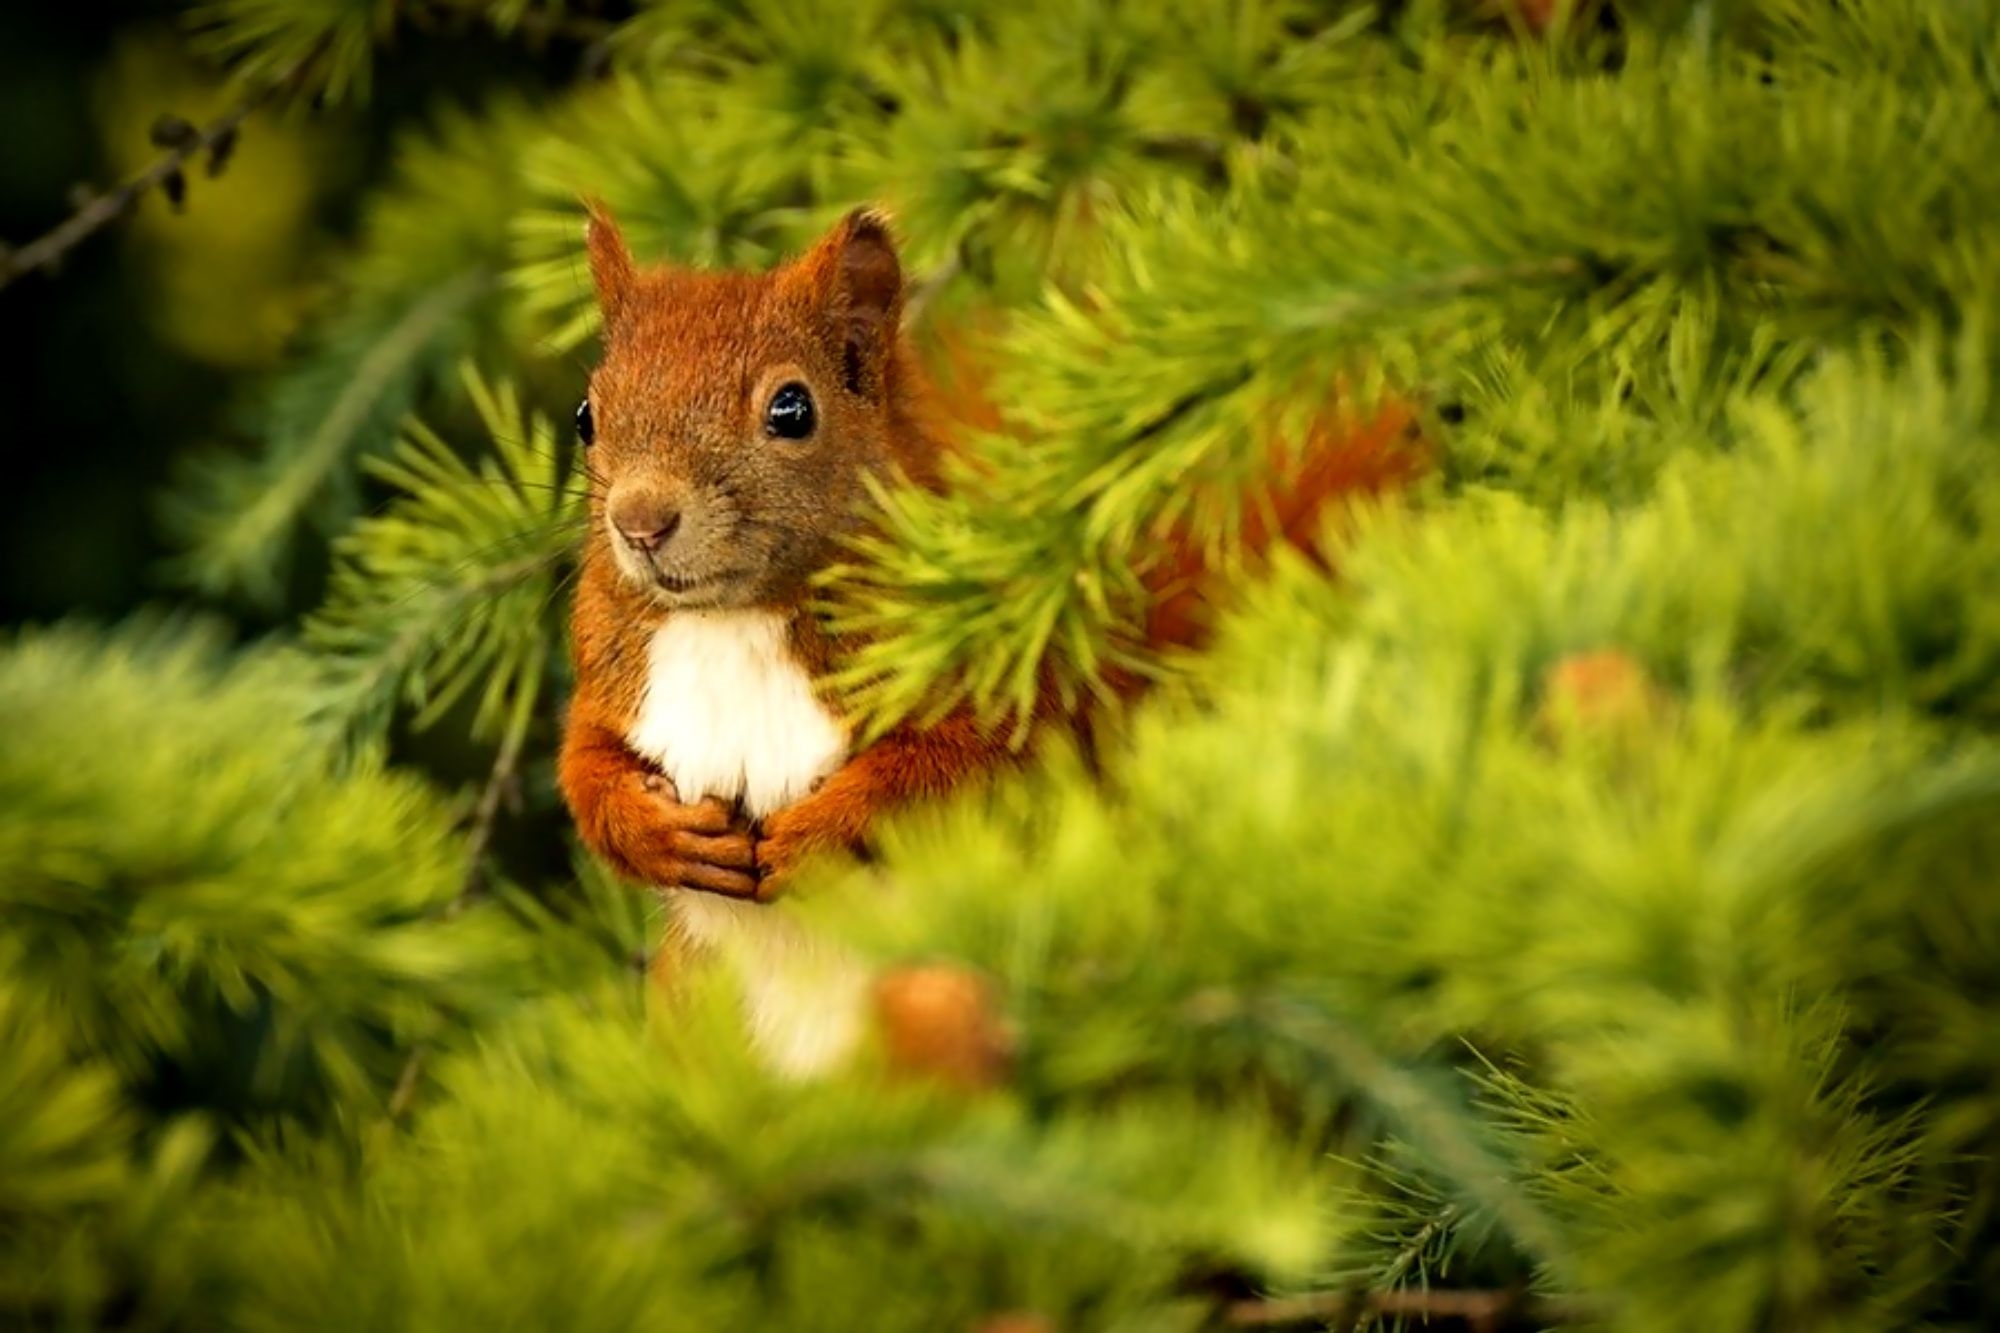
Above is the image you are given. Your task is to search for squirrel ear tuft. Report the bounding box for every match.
[835,207,901,328]
[802,207,903,398]
[583,200,636,331]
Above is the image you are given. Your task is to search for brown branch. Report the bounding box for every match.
[446,694,534,918]
[385,688,537,1126]
[1225,1287,1588,1331]
[0,41,326,294]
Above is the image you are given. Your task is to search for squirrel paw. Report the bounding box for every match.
[750,787,868,899]
[629,773,760,898]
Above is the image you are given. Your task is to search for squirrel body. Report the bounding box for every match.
[558,204,1422,1074]
[559,206,1012,1072]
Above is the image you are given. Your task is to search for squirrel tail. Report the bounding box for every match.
[920,336,1426,717]
[1134,397,1426,662]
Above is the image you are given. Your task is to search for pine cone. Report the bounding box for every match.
[1536,648,1669,747]
[872,963,1014,1092]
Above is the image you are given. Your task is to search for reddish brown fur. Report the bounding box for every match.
[559,205,1426,926]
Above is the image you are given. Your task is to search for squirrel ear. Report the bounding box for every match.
[802,207,903,398]
[583,200,636,332]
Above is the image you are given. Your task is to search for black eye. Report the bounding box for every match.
[764,382,816,440]
[575,398,595,446]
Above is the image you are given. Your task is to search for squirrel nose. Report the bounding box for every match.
[617,508,682,554]
[610,495,684,555]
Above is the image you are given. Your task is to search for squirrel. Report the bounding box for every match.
[557,204,1420,1075]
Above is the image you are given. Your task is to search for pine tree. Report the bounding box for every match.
[4,2,1998,1329]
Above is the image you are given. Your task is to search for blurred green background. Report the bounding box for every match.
[0,2,573,625]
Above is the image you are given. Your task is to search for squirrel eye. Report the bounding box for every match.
[764,382,816,440]
[575,398,595,446]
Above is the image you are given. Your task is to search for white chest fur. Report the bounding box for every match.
[625,611,863,1076]
[627,610,846,818]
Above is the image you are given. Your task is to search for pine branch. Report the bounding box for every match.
[172,269,492,601]
[0,37,326,293]
[166,102,534,601]
[1185,990,1571,1277]
[1345,1205,1462,1331]
[310,546,554,733]
[1225,1286,1587,1330]
[0,621,513,1137]
[302,365,582,747]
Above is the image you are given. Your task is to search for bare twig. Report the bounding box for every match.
[0,0,623,294]
[0,41,326,294]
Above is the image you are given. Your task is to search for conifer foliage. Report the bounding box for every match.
[6,1,1999,1328]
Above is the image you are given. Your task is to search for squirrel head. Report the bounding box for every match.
[579,204,910,611]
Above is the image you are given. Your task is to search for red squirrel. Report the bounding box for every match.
[558,205,1419,1071]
